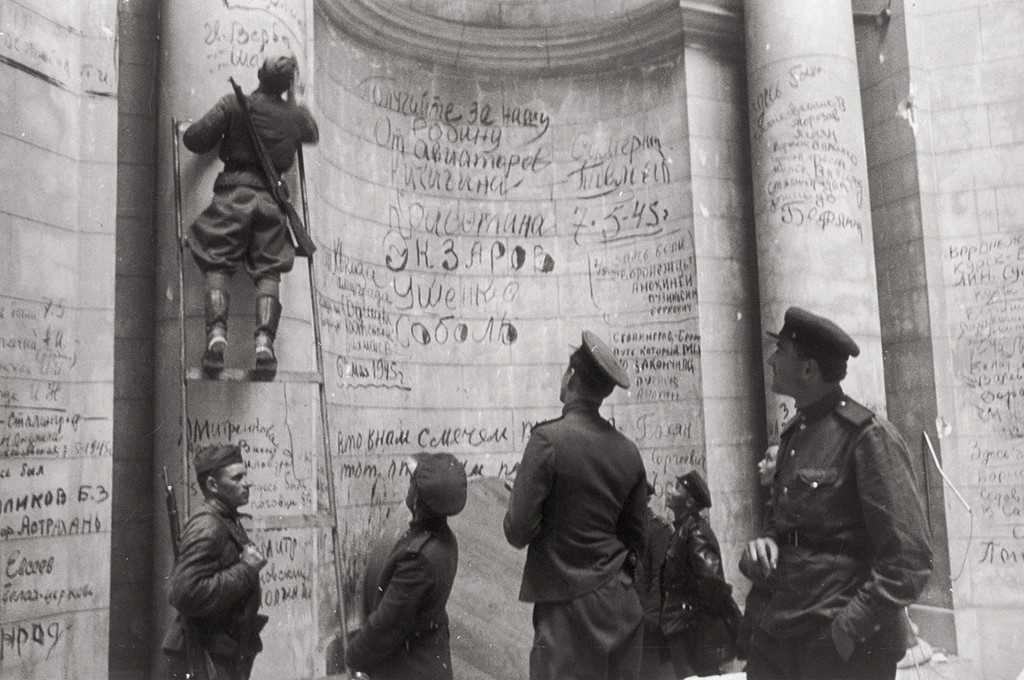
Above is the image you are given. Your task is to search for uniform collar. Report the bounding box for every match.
[562,398,602,417]
[797,386,845,424]
[410,515,448,532]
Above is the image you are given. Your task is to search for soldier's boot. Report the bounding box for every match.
[253,295,282,380]
[202,290,230,376]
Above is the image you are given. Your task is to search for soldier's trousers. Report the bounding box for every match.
[189,184,295,283]
[529,571,643,680]
[746,622,903,680]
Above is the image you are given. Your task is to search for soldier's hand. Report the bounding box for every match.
[745,536,779,578]
[241,544,268,571]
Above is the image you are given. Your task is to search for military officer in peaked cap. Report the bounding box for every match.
[742,307,932,680]
[347,452,468,680]
[164,443,269,680]
[505,330,649,680]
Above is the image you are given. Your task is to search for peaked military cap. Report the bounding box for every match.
[767,307,860,360]
[677,469,712,509]
[575,330,630,389]
[194,443,244,475]
[413,453,468,517]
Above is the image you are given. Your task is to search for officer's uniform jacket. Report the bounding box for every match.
[504,398,648,602]
[346,516,459,680]
[163,498,266,673]
[756,387,932,646]
[661,513,738,645]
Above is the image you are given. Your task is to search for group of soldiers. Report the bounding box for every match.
[163,55,933,680]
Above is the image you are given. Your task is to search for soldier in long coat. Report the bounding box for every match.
[346,453,468,680]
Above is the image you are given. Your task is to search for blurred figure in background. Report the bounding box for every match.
[635,481,674,680]
[661,470,742,678]
[736,444,779,663]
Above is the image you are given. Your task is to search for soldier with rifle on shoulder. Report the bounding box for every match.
[163,443,268,680]
[181,55,319,377]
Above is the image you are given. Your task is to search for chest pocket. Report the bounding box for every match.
[796,468,838,489]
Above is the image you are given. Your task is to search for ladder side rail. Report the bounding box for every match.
[171,117,193,516]
[297,147,352,671]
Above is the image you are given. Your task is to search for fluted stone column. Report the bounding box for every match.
[744,0,885,434]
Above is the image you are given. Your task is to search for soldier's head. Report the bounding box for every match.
[666,469,711,519]
[766,307,859,402]
[405,453,468,520]
[257,55,299,96]
[562,330,630,403]
[194,443,251,511]
[758,445,779,488]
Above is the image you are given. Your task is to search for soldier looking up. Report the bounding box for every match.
[504,330,648,680]
[742,307,932,680]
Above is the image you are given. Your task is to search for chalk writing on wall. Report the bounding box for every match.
[314,33,705,627]
[0,294,113,676]
[750,63,865,240]
[204,0,306,74]
[182,382,321,677]
[944,233,1024,603]
[0,0,117,95]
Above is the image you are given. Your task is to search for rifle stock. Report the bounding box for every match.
[164,467,217,680]
[228,77,316,257]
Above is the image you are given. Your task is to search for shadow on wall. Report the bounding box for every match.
[343,476,532,680]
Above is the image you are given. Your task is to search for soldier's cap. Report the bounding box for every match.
[258,55,298,85]
[677,469,712,509]
[194,443,243,476]
[572,330,630,389]
[767,307,860,360]
[412,453,467,517]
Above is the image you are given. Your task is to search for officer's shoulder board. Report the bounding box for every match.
[529,415,563,434]
[835,397,874,428]
[403,531,433,555]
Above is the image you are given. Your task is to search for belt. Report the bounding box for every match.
[223,160,263,173]
[779,530,867,556]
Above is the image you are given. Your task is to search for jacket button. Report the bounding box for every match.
[790,450,796,457]
[783,486,789,494]
[811,481,819,489]
[799,424,807,431]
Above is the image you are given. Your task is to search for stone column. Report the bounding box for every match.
[152,0,319,676]
[744,0,885,433]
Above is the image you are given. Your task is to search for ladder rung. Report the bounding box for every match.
[185,368,323,384]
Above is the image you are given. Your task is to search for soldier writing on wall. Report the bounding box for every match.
[163,443,269,680]
[182,55,319,376]
[742,307,933,680]
[504,330,649,680]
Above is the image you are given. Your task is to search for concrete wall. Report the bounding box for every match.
[315,2,709,636]
[0,1,118,677]
[905,1,1024,677]
[853,0,955,624]
[685,39,765,599]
